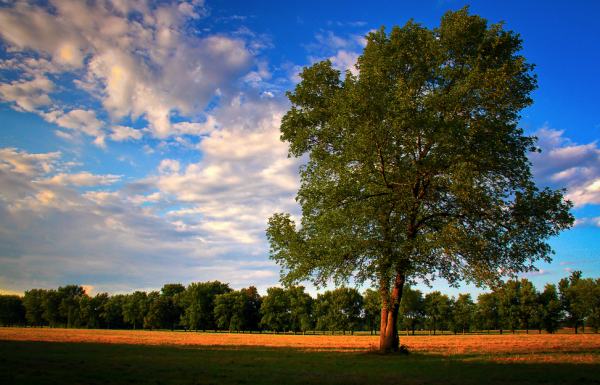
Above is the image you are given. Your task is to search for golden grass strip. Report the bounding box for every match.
[1,328,599,362]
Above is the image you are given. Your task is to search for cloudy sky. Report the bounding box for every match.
[0,0,598,297]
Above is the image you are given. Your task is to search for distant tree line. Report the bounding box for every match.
[1,271,599,334]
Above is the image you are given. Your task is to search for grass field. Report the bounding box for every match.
[1,328,599,384]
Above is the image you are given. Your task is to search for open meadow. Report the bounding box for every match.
[1,328,599,384]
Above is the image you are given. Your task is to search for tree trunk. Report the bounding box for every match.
[379,272,405,352]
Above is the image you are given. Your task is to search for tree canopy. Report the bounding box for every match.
[266,7,573,351]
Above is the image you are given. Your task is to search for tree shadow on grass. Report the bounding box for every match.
[1,340,599,385]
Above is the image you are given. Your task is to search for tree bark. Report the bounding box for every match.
[379,272,405,352]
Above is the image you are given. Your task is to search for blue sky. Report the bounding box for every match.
[0,0,598,298]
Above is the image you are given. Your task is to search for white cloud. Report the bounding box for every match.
[329,50,360,75]
[41,172,122,187]
[303,30,367,77]
[0,76,54,112]
[109,125,143,141]
[530,125,600,208]
[0,0,258,141]
[0,1,308,295]
[52,109,105,136]
[0,146,288,294]
[0,57,63,77]
[310,30,355,52]
[0,148,60,178]
[0,2,81,58]
[54,130,75,140]
[0,109,301,291]
[158,159,181,174]
[40,109,107,146]
[128,92,302,246]
[169,117,218,137]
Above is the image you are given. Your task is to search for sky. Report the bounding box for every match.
[0,0,598,298]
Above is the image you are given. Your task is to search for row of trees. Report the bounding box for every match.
[1,271,598,334]
[392,271,600,335]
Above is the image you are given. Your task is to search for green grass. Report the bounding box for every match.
[1,339,599,385]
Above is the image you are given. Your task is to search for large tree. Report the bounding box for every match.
[451,293,475,335]
[58,285,87,328]
[101,294,126,329]
[362,289,382,335]
[287,286,314,334]
[538,283,562,334]
[260,287,290,333]
[475,292,499,334]
[122,291,148,330]
[266,7,573,351]
[214,290,253,332]
[0,295,25,327]
[518,279,539,333]
[559,271,588,333]
[179,282,231,332]
[22,289,46,327]
[160,283,186,331]
[584,279,600,333]
[423,291,452,335]
[80,293,109,329]
[398,286,424,335]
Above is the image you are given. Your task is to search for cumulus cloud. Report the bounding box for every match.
[48,109,105,137]
[530,125,600,207]
[0,148,60,176]
[303,30,367,75]
[0,88,301,292]
[42,172,122,187]
[109,125,144,141]
[0,0,258,141]
[0,76,55,112]
[0,1,308,295]
[0,145,292,294]
[329,50,360,75]
[143,92,302,244]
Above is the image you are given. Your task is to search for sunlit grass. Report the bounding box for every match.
[2,328,599,360]
[1,328,599,384]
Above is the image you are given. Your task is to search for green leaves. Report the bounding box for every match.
[267,7,572,313]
